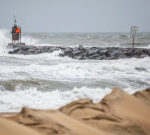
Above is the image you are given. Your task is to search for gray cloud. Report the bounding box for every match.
[0,0,150,32]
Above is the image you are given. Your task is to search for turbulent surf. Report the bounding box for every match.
[0,30,150,112]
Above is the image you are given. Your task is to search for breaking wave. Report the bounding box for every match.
[0,30,150,112]
[0,86,140,112]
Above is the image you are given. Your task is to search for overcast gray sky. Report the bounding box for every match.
[0,0,150,32]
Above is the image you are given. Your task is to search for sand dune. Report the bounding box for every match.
[0,117,41,135]
[1,88,150,135]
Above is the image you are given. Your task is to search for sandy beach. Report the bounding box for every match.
[1,87,150,135]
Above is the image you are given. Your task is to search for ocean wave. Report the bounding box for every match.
[0,29,11,54]
[0,79,79,92]
[0,85,142,112]
[0,30,150,112]
[0,57,150,92]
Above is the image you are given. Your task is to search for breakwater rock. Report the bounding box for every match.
[8,43,150,60]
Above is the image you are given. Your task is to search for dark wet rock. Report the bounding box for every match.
[51,47,60,52]
[64,47,73,55]
[96,55,107,60]
[88,54,100,59]
[99,49,109,56]
[67,53,74,58]
[7,43,150,60]
[59,53,65,57]
[7,43,26,49]
[135,67,146,71]
[87,49,99,56]
[140,54,147,58]
[72,50,82,56]
[81,52,88,57]
[78,45,85,51]
[72,47,79,52]
[74,55,84,60]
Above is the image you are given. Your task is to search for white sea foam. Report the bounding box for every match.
[0,85,143,112]
[0,30,38,56]
[0,57,149,95]
[0,86,132,112]
[0,30,150,112]
[0,57,150,78]
[0,29,11,53]
[21,35,39,45]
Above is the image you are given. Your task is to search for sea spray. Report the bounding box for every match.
[0,31,150,112]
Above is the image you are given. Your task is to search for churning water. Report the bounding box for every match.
[0,30,150,112]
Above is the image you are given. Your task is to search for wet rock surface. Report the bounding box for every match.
[8,43,150,60]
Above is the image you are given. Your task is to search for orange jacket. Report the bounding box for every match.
[16,27,21,33]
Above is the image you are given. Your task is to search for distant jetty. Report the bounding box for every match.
[8,43,150,60]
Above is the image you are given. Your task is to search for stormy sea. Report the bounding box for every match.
[0,29,150,112]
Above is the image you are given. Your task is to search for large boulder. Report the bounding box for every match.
[87,49,99,56]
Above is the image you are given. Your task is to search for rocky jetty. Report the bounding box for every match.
[8,43,150,60]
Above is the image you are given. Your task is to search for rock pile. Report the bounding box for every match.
[8,43,150,60]
[59,46,150,60]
